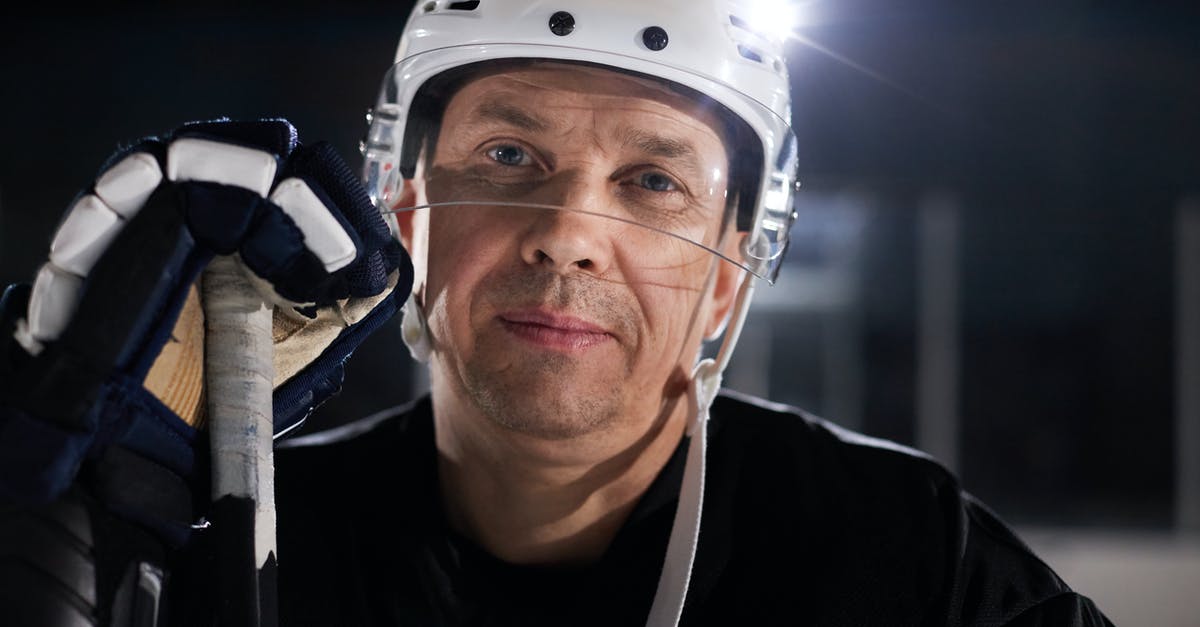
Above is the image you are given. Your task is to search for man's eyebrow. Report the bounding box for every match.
[622,128,704,171]
[469,99,550,133]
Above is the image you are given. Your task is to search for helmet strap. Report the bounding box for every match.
[400,294,432,363]
[646,270,754,626]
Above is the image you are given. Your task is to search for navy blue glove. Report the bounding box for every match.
[0,118,412,517]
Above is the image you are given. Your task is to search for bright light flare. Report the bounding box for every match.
[741,0,807,43]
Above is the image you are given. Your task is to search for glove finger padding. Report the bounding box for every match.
[243,140,399,306]
[284,141,404,298]
[239,140,410,395]
[1,118,413,508]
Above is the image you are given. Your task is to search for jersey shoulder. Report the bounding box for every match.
[710,388,954,497]
[706,390,1111,625]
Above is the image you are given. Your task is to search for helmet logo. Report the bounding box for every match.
[642,26,669,51]
[549,11,576,36]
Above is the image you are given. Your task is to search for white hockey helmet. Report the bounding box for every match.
[362,0,799,283]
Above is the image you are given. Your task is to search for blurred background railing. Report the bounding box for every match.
[1,2,1196,624]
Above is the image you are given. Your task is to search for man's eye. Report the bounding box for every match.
[486,145,531,166]
[639,172,678,192]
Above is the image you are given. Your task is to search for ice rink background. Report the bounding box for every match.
[1,2,1197,624]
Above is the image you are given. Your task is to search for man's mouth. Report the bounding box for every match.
[497,309,614,352]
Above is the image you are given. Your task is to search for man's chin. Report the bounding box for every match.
[463,369,624,440]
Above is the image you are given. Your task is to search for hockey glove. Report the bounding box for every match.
[0,118,411,626]
[0,117,412,514]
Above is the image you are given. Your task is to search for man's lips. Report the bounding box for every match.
[497,309,614,351]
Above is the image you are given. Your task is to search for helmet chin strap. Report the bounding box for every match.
[400,293,431,363]
[399,268,759,627]
[646,270,755,627]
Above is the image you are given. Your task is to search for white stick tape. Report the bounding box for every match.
[203,255,277,566]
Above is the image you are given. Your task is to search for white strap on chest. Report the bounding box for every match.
[643,270,755,626]
[644,358,721,626]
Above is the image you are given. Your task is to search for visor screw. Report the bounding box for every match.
[549,11,575,36]
[642,26,669,51]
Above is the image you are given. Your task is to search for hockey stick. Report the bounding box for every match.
[202,255,278,627]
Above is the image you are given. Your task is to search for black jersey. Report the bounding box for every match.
[271,391,1113,626]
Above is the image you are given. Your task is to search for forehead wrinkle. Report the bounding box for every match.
[454,76,726,175]
[619,127,705,177]
[620,127,695,160]
[468,97,554,133]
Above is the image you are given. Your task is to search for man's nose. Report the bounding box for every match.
[518,177,615,276]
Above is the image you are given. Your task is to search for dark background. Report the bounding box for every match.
[1,1,1197,537]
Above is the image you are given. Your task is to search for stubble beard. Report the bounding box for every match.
[459,270,637,440]
[464,358,625,440]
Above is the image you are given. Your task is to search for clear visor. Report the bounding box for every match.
[363,54,799,283]
[382,201,740,290]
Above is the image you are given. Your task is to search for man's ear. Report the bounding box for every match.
[390,177,429,302]
[393,179,420,251]
[703,234,748,340]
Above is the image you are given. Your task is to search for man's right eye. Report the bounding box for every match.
[486,144,531,166]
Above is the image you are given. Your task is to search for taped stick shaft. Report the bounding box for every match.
[203,255,276,627]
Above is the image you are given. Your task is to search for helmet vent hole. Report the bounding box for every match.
[737,44,764,64]
[423,1,437,12]
[642,26,669,51]
[729,13,774,43]
[447,0,480,9]
[549,11,576,36]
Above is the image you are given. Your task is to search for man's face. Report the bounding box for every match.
[401,63,742,439]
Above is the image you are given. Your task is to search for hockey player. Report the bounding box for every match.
[0,1,1113,625]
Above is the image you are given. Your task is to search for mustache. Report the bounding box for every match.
[485,269,639,340]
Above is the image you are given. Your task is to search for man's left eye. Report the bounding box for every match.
[639,172,677,192]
